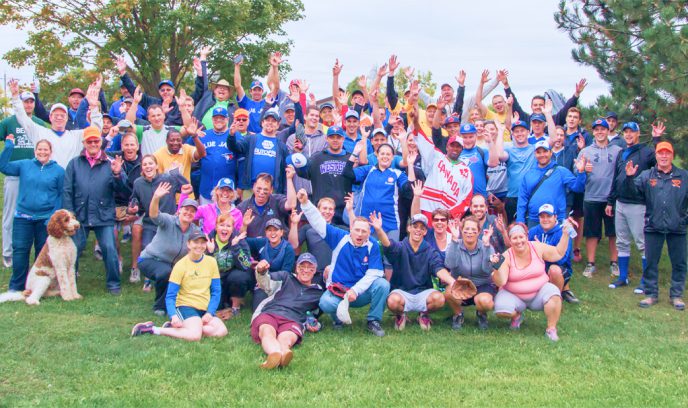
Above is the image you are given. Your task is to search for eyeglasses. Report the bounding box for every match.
[85,139,101,145]
[234,118,248,122]
[433,218,447,222]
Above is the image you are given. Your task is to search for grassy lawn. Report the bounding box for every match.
[0,184,687,406]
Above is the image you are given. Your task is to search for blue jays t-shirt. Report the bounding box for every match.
[237,95,265,134]
[505,144,537,198]
[197,129,237,200]
[460,146,489,197]
[251,134,277,182]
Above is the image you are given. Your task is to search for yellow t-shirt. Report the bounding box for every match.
[154,144,197,182]
[485,109,512,142]
[169,254,220,311]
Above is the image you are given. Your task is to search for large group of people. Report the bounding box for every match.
[1,50,685,369]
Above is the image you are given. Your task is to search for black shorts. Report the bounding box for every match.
[583,201,615,238]
[546,263,573,285]
[461,283,498,306]
[570,192,585,218]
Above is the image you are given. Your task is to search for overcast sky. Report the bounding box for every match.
[0,0,608,105]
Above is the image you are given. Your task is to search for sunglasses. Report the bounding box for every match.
[85,139,101,145]
[234,118,248,122]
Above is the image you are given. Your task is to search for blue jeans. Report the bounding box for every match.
[73,225,120,290]
[319,277,390,322]
[139,257,173,312]
[9,217,48,291]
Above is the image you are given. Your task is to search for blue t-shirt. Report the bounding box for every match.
[528,134,549,145]
[505,144,536,198]
[352,165,408,232]
[251,134,278,182]
[237,95,266,134]
[197,129,237,200]
[460,146,489,197]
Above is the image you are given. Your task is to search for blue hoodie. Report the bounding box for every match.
[529,223,572,269]
[517,161,586,223]
[0,140,64,220]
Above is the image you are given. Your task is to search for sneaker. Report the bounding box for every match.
[153,309,166,317]
[608,279,628,289]
[231,307,241,317]
[573,248,582,263]
[367,320,385,337]
[451,312,464,331]
[118,258,123,275]
[332,320,344,330]
[109,287,121,296]
[639,297,658,308]
[2,256,12,268]
[561,290,580,304]
[582,263,596,278]
[633,286,645,295]
[476,311,489,330]
[131,321,154,336]
[161,321,172,329]
[94,245,103,261]
[121,229,131,243]
[418,313,432,331]
[129,268,141,283]
[394,313,408,331]
[610,262,620,277]
[671,298,685,311]
[545,327,559,342]
[510,312,525,330]
[142,279,153,293]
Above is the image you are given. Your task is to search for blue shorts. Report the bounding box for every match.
[175,306,206,320]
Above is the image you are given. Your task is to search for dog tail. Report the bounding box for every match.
[0,291,25,303]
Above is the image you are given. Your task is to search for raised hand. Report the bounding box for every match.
[388,55,399,73]
[199,45,212,60]
[625,160,639,176]
[133,85,143,104]
[115,55,127,75]
[332,59,343,76]
[357,75,367,89]
[511,111,520,124]
[285,164,295,180]
[8,79,19,98]
[584,157,593,173]
[297,188,309,205]
[652,120,666,137]
[231,231,247,246]
[336,91,349,107]
[455,69,466,86]
[403,66,415,80]
[264,92,276,106]
[482,224,494,247]
[110,155,124,174]
[153,182,172,198]
[290,209,303,225]
[543,98,553,116]
[480,69,491,84]
[506,94,514,106]
[206,237,215,254]
[193,57,202,76]
[496,69,509,85]
[242,208,255,227]
[308,93,316,106]
[344,192,355,211]
[186,117,200,137]
[577,135,585,151]
[575,78,588,96]
[93,74,103,90]
[86,84,100,107]
[270,52,284,67]
[288,87,299,103]
[368,211,383,231]
[180,184,193,195]
[448,218,461,242]
[411,180,424,196]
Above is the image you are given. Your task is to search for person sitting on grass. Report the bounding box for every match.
[250,252,324,369]
[131,230,228,341]
[444,216,497,331]
[492,221,575,342]
[370,212,450,332]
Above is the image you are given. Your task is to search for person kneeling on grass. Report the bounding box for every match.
[370,212,449,331]
[251,253,324,369]
[493,221,575,342]
[444,216,498,331]
[298,189,390,337]
[132,231,227,341]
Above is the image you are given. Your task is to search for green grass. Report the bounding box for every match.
[0,176,687,406]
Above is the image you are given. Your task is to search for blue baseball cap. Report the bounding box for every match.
[592,118,609,129]
[344,110,360,120]
[605,111,618,119]
[319,102,335,111]
[158,79,174,89]
[296,252,318,267]
[460,123,477,134]
[212,107,229,117]
[511,120,529,131]
[284,102,295,111]
[622,121,640,132]
[250,80,264,90]
[534,140,551,151]
[215,177,235,190]
[443,115,461,126]
[263,110,280,121]
[530,113,546,122]
[327,126,345,137]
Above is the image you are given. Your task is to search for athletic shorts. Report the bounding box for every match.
[461,283,498,306]
[583,201,615,238]
[251,312,303,345]
[494,283,561,314]
[175,306,206,320]
[390,288,436,312]
[134,215,144,226]
[570,192,585,218]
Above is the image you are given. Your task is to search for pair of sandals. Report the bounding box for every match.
[639,297,685,310]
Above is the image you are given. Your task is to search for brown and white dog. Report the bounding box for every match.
[0,210,81,305]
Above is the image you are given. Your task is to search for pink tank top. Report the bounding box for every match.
[503,242,549,300]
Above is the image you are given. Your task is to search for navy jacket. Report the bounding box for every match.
[624,166,688,234]
[385,238,445,294]
[608,143,656,206]
[120,73,182,126]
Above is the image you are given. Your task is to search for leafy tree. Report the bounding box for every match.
[555,0,688,152]
[0,0,303,102]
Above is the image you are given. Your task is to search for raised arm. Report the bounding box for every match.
[268,52,283,96]
[452,69,466,116]
[537,220,573,263]
[287,209,302,253]
[233,57,245,101]
[298,190,326,238]
[332,59,343,110]
[474,69,491,117]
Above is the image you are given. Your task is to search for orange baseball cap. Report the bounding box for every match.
[234,108,249,119]
[656,141,673,154]
[82,126,101,141]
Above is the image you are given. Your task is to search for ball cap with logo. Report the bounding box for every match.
[538,203,556,216]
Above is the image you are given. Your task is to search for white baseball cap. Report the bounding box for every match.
[538,203,556,215]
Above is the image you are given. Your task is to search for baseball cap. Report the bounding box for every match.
[82,126,101,141]
[319,102,334,111]
[215,79,231,88]
[234,108,249,119]
[296,252,318,267]
[656,141,674,154]
[180,198,199,209]
[327,126,345,137]
[344,110,360,120]
[511,120,529,131]
[372,128,387,138]
[212,107,229,118]
[534,140,551,151]
[351,89,364,98]
[69,88,85,97]
[440,83,453,90]
[102,113,112,121]
[447,136,463,146]
[50,103,68,115]
[460,123,477,134]
[443,115,461,127]
[538,203,556,215]
[215,177,235,190]
[19,91,35,101]
[530,113,546,122]
[592,118,609,129]
[426,102,438,109]
[263,109,280,121]
[289,79,300,87]
[123,97,134,104]
[116,119,133,129]
[158,80,174,89]
[284,102,295,112]
[265,218,284,230]
[187,230,207,242]
[410,213,429,228]
[605,111,618,119]
[250,80,264,90]
[622,122,640,132]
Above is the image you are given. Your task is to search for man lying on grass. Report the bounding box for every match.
[131,231,228,340]
[250,252,324,369]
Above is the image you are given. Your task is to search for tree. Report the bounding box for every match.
[0,0,303,101]
[555,0,688,151]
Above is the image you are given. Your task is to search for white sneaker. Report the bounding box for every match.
[610,262,620,277]
[582,263,596,278]
[2,256,11,268]
[129,267,141,283]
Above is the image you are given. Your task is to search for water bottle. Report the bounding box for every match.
[305,311,321,332]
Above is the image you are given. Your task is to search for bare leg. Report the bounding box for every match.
[258,324,282,369]
[277,331,298,367]
[548,265,565,291]
[543,296,562,330]
[386,292,405,314]
[586,237,599,263]
[608,237,618,262]
[444,292,462,315]
[426,291,445,312]
[230,296,244,309]
[159,317,203,341]
[201,317,228,338]
[131,224,142,269]
[474,293,494,313]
